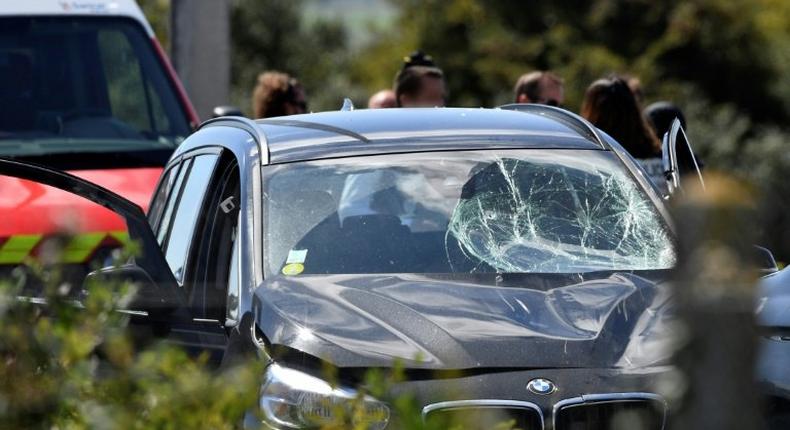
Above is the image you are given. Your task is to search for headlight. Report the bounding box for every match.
[259,363,390,429]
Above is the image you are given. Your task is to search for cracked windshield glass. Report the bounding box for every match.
[264,149,676,276]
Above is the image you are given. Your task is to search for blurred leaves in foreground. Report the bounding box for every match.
[0,253,262,429]
[0,240,530,429]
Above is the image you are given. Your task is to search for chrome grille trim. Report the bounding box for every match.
[421,399,544,428]
[552,392,668,430]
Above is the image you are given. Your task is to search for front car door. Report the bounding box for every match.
[0,157,228,358]
[0,157,180,304]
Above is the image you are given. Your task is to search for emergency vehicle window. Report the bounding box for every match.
[99,31,171,137]
[0,16,190,158]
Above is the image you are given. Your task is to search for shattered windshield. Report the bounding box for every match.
[262,149,675,276]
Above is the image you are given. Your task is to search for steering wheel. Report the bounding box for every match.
[57,108,109,133]
[57,108,144,140]
[59,108,109,121]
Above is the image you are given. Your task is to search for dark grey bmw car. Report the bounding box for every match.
[0,105,690,429]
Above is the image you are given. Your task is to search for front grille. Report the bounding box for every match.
[555,398,666,430]
[424,405,542,430]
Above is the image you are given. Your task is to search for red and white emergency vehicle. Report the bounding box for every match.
[0,0,198,268]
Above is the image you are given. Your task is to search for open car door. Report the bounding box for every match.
[659,124,781,274]
[0,157,185,316]
[662,118,705,195]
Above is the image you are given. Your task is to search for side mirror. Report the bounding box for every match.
[662,118,705,196]
[212,105,244,118]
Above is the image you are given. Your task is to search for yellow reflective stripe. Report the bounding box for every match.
[60,232,107,264]
[109,231,130,246]
[0,234,43,264]
[0,231,130,265]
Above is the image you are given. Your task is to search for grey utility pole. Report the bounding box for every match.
[170,0,231,120]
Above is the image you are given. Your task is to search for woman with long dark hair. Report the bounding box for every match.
[581,75,661,159]
[581,75,666,192]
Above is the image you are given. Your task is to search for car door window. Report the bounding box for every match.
[147,163,181,230]
[0,160,179,305]
[163,154,219,283]
[187,155,241,321]
[156,158,191,245]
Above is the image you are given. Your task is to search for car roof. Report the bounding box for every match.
[0,0,152,36]
[252,107,607,164]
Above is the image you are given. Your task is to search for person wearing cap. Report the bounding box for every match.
[393,51,446,108]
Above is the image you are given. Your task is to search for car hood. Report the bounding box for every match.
[757,268,790,328]
[253,271,675,370]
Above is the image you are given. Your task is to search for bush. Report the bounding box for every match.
[0,253,262,429]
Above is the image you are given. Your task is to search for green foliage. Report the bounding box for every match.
[347,0,790,260]
[350,0,789,116]
[0,250,262,429]
[137,0,171,49]
[0,242,536,429]
[137,0,790,256]
[230,0,366,114]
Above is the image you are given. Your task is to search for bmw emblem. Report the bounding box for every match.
[527,378,556,395]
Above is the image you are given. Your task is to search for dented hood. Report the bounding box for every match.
[254,271,675,369]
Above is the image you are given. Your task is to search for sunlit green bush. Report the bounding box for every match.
[0,247,262,430]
